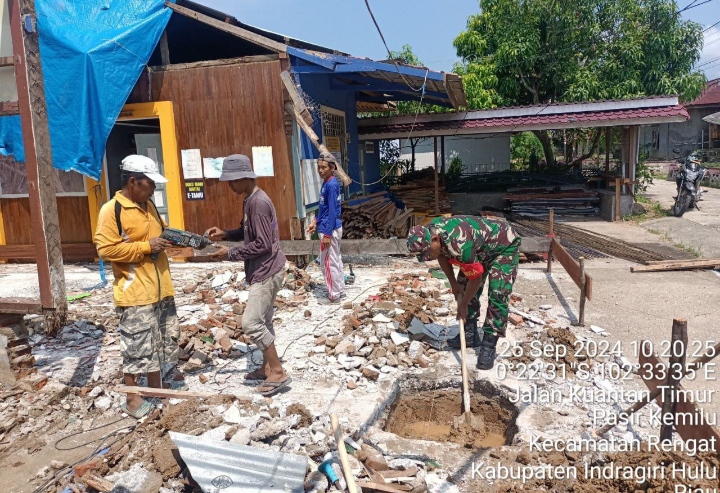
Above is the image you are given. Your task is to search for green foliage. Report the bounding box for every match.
[635,145,654,194]
[379,139,411,183]
[453,0,707,164]
[447,155,464,181]
[510,132,544,170]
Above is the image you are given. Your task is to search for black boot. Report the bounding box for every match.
[447,320,481,349]
[476,333,499,370]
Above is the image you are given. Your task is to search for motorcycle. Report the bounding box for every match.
[673,155,706,217]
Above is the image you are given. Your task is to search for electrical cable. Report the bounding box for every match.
[679,0,717,12]
[363,0,425,93]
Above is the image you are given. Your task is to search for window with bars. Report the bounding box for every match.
[320,105,347,171]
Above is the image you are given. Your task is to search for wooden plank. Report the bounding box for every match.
[150,54,279,72]
[179,237,551,258]
[660,319,688,442]
[377,468,418,480]
[331,414,360,493]
[165,2,287,53]
[639,349,720,443]
[631,259,720,272]
[1,196,92,246]
[356,481,412,492]
[0,243,96,261]
[114,385,252,402]
[159,31,170,65]
[550,238,593,301]
[280,70,312,126]
[0,101,19,116]
[0,56,13,67]
[0,298,42,314]
[292,107,352,186]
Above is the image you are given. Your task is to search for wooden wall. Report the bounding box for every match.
[1,196,91,244]
[130,60,296,239]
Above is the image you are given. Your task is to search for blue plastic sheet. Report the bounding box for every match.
[0,115,25,162]
[0,0,172,180]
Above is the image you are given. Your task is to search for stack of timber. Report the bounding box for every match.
[505,186,600,216]
[341,192,413,239]
[389,179,451,214]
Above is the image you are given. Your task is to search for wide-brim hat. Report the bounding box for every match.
[406,225,432,262]
[220,154,257,181]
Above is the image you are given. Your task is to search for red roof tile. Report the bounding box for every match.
[359,105,689,136]
[686,79,720,108]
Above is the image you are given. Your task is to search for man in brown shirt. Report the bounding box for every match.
[206,154,290,396]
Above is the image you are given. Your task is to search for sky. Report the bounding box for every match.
[202,0,720,81]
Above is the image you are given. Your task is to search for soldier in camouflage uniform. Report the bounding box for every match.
[407,216,520,370]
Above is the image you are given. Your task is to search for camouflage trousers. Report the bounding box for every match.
[118,297,179,375]
[457,239,520,337]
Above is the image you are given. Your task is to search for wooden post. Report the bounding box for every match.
[605,128,611,174]
[546,208,554,273]
[660,318,688,443]
[578,257,586,326]
[8,0,67,335]
[614,177,621,222]
[330,414,359,493]
[159,31,171,66]
[433,136,439,215]
[440,135,446,187]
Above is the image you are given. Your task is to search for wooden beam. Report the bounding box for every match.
[114,385,252,402]
[291,106,352,186]
[9,0,67,334]
[158,31,170,66]
[0,101,19,116]
[165,2,286,53]
[0,297,42,314]
[614,177,621,221]
[150,54,279,72]
[640,345,720,443]
[550,238,593,301]
[356,482,412,492]
[605,128,611,174]
[631,259,720,272]
[221,237,551,256]
[0,243,97,261]
[280,70,313,126]
[433,136,439,215]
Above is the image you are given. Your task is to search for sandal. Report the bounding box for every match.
[121,399,154,419]
[257,376,292,397]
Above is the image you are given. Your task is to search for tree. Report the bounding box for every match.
[453,0,706,167]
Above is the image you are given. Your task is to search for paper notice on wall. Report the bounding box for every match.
[203,157,225,179]
[252,146,274,177]
[181,149,203,179]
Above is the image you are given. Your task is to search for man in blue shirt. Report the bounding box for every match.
[308,151,346,301]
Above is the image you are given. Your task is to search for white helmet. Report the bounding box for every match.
[121,154,168,184]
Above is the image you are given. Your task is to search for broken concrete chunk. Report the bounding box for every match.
[362,365,380,381]
[390,331,410,346]
[407,340,424,360]
[508,313,524,326]
[372,314,393,323]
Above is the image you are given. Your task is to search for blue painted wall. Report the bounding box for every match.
[293,65,364,195]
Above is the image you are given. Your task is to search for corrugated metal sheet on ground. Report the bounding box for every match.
[170,431,307,493]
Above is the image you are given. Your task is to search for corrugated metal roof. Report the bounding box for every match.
[170,431,307,493]
[704,111,720,125]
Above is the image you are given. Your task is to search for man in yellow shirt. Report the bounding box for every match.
[94,155,185,418]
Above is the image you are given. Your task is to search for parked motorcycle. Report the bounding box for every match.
[673,154,706,217]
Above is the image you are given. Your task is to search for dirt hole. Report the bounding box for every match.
[384,381,518,449]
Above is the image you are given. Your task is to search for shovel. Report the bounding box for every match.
[453,319,485,431]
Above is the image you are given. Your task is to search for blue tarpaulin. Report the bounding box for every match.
[0,0,172,180]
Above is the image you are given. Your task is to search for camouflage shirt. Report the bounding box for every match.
[427,215,519,267]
